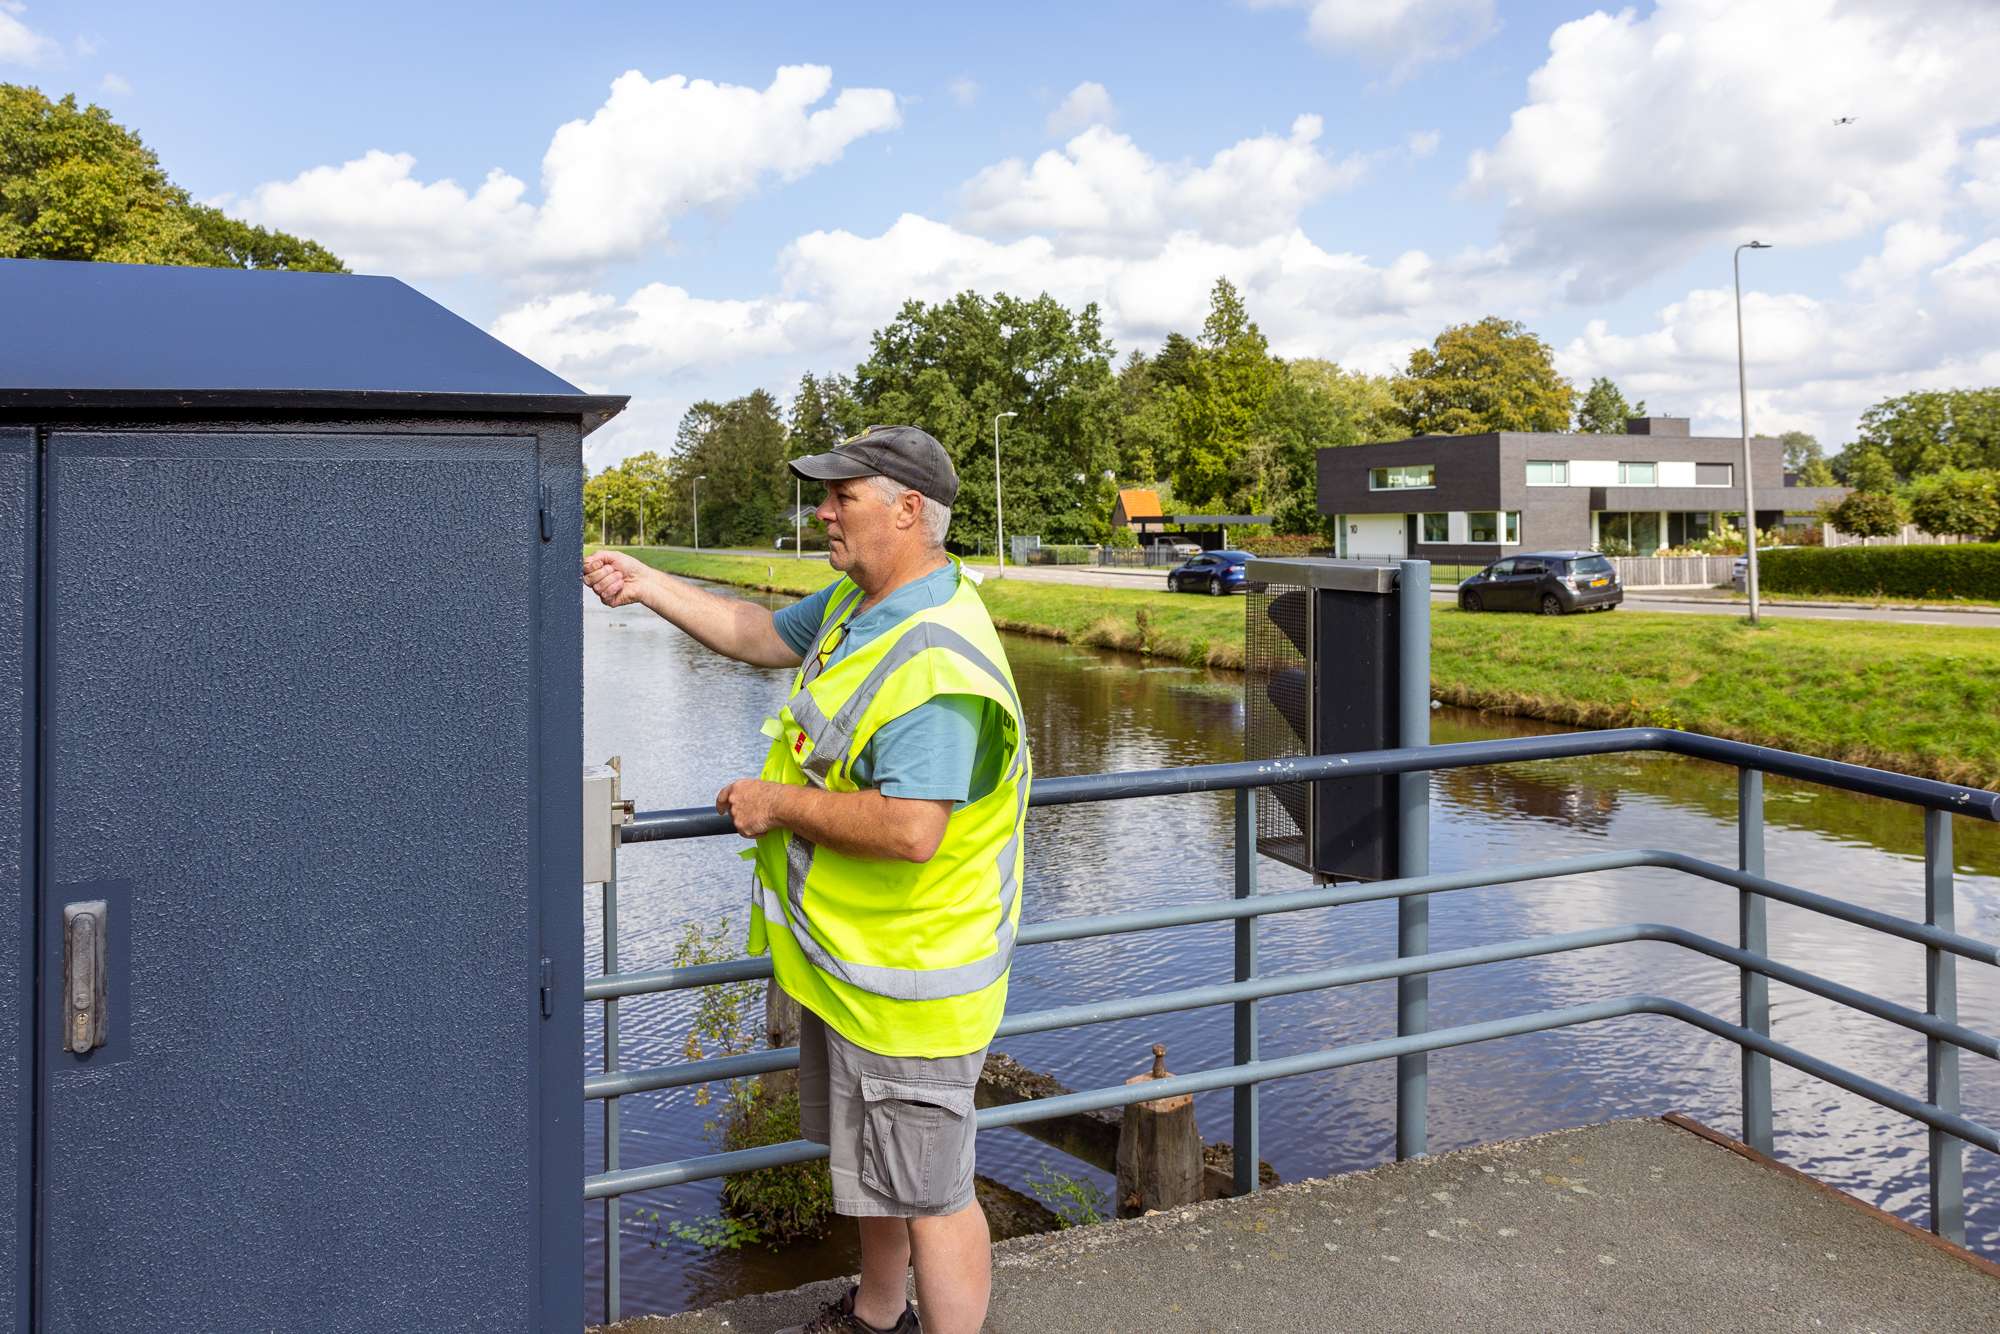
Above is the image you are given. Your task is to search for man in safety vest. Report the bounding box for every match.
[582,425,1028,1334]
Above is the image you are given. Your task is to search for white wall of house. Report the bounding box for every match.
[1658,460,1697,487]
[1345,512,1405,558]
[1569,458,1618,487]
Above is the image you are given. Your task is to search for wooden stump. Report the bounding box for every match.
[761,982,803,1100]
[1115,1043,1202,1216]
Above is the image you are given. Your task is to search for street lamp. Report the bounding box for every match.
[993,411,1017,571]
[1734,240,1772,624]
[692,475,707,551]
[637,492,645,547]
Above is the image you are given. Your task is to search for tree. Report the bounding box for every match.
[1826,489,1907,538]
[1159,278,1284,508]
[1251,359,1400,533]
[849,289,1120,550]
[1573,377,1645,434]
[1908,470,2000,541]
[1,84,343,270]
[787,371,855,459]
[1780,430,1837,487]
[1835,444,1899,493]
[1393,317,1576,436]
[1852,389,2000,480]
[664,392,790,547]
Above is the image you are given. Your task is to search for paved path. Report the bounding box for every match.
[602,1116,1999,1334]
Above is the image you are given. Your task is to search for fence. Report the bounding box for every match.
[1607,554,1739,588]
[583,729,2000,1324]
[1827,524,1969,549]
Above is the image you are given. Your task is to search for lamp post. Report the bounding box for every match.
[993,411,1017,571]
[1734,240,1772,624]
[692,475,707,551]
[637,493,645,547]
[794,476,802,559]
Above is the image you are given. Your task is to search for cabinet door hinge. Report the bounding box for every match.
[539,956,554,1017]
[538,482,554,542]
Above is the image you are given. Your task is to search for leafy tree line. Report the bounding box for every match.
[1821,389,2000,542]
[605,283,1667,551]
[2,85,343,270]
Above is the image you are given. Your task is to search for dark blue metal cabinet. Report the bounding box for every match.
[1,428,34,1334]
[31,425,583,1332]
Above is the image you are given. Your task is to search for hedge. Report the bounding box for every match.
[1758,543,2000,600]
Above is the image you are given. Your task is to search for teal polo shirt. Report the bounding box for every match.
[771,563,1007,805]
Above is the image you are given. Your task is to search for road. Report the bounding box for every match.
[675,547,2000,628]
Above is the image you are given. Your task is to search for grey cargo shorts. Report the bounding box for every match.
[797,1007,987,1218]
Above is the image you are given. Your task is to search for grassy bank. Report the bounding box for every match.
[611,547,2000,788]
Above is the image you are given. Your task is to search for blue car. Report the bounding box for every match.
[1167,549,1253,595]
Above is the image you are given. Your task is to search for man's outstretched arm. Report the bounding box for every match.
[583,550,801,668]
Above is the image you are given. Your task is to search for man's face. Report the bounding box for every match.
[817,477,902,573]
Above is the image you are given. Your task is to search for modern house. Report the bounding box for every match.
[1316,417,1849,562]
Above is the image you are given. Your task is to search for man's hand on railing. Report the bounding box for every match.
[716,778,949,862]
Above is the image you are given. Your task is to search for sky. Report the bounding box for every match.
[7,0,1999,471]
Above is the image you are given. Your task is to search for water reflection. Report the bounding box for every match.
[583,583,1999,1319]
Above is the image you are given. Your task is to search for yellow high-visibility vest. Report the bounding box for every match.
[747,561,1030,1058]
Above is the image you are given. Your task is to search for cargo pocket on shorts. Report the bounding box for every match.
[857,1076,976,1211]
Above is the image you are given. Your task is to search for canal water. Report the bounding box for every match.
[582,580,2000,1318]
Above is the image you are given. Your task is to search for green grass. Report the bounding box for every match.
[605,546,2000,788]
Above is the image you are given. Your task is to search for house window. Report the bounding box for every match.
[1369,464,1435,490]
[1695,462,1732,486]
[1525,460,1568,485]
[1505,511,1520,543]
[1599,511,1662,551]
[1420,513,1448,543]
[1467,511,1519,543]
[1618,461,1657,485]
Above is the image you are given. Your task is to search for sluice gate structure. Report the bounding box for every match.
[587,563,2000,1328]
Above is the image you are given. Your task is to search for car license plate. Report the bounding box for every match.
[1588,577,1608,587]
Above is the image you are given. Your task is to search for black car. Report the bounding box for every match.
[1167,549,1252,595]
[1458,551,1623,615]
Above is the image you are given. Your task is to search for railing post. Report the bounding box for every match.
[1233,785,1259,1195]
[602,829,621,1324]
[1395,561,1431,1161]
[1925,809,1965,1244]
[1737,768,1772,1154]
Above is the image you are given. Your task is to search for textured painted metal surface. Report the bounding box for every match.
[34,425,560,1332]
[1,259,582,399]
[1,427,32,1333]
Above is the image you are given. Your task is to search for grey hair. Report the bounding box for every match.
[864,474,951,548]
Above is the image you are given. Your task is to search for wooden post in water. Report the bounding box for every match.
[1116,1044,1202,1216]
[762,983,803,1100]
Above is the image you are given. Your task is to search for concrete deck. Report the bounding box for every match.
[607,1116,1999,1334]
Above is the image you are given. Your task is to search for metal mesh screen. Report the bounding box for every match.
[1245,580,1313,873]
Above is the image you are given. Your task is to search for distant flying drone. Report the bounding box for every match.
[1834,116,1857,125]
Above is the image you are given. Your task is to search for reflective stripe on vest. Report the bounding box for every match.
[788,621,1023,786]
[764,739,1027,1001]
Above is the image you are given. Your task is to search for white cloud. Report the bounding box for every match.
[1045,81,1115,138]
[1844,220,1963,294]
[489,285,821,387]
[98,72,132,97]
[1251,0,1497,80]
[1560,227,2000,444]
[238,150,539,279]
[961,115,1365,251]
[1965,137,2000,216]
[948,76,980,108]
[1466,0,2000,300]
[235,65,900,280]
[1406,129,1440,159]
[0,3,56,64]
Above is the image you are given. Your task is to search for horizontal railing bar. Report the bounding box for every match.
[621,729,2000,843]
[583,994,2000,1198]
[583,847,1998,1004]
[583,921,2000,1101]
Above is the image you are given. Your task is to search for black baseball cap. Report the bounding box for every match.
[789,424,960,506]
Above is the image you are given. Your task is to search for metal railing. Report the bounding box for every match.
[584,728,2000,1323]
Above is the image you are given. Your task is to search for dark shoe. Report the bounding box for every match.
[775,1283,919,1334]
